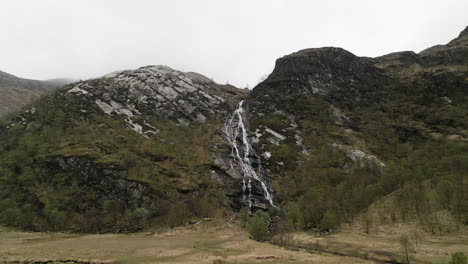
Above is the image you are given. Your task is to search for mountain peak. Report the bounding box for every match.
[254,47,388,100]
[103,65,174,79]
[285,46,351,57]
[61,65,247,129]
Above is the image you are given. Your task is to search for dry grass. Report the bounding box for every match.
[0,86,41,117]
[0,221,366,264]
[292,225,468,264]
[2,218,465,264]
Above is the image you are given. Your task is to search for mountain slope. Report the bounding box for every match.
[242,26,467,231]
[374,25,468,71]
[0,70,70,117]
[0,65,248,232]
[0,27,466,234]
[0,87,42,117]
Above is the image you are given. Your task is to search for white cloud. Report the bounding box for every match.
[0,0,467,88]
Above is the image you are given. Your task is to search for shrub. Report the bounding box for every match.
[249,211,270,241]
[320,210,338,232]
[286,202,304,230]
[450,252,467,264]
[239,207,249,228]
[399,235,413,264]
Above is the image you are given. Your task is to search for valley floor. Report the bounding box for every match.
[0,220,365,264]
[0,220,466,264]
[292,230,468,264]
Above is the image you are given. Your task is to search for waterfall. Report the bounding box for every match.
[223,100,275,212]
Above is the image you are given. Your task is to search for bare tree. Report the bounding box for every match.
[400,235,413,264]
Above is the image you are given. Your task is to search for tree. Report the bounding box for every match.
[363,212,373,234]
[410,230,423,248]
[399,235,413,264]
[449,252,467,264]
[302,187,324,228]
[436,180,454,209]
[133,207,151,227]
[239,207,249,228]
[272,216,293,246]
[103,200,124,227]
[249,211,270,241]
[44,206,66,231]
[286,202,304,230]
[193,192,213,218]
[320,210,338,232]
[167,202,189,228]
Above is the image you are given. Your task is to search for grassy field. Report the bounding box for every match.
[290,221,468,264]
[0,220,368,264]
[1,218,466,264]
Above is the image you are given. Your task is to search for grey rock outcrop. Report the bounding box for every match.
[37,156,150,202]
[255,47,390,101]
[61,65,248,133]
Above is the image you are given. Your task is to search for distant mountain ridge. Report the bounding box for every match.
[0,70,71,117]
[373,25,468,71]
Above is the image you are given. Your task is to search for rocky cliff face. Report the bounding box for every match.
[254,47,391,105]
[38,156,150,203]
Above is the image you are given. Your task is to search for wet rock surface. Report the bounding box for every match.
[214,101,276,211]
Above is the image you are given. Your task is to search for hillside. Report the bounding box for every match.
[0,26,466,238]
[0,65,249,232]
[243,27,467,232]
[0,70,70,117]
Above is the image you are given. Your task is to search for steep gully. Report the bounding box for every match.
[223,100,276,212]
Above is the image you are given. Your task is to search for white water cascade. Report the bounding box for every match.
[223,100,275,212]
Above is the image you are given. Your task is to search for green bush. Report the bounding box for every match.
[248,211,270,241]
[320,210,338,232]
[285,202,304,230]
[239,207,249,228]
[450,252,467,264]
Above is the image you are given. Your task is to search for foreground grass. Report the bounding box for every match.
[2,219,465,264]
[0,220,367,264]
[289,224,468,264]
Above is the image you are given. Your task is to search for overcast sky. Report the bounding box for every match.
[0,0,467,88]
